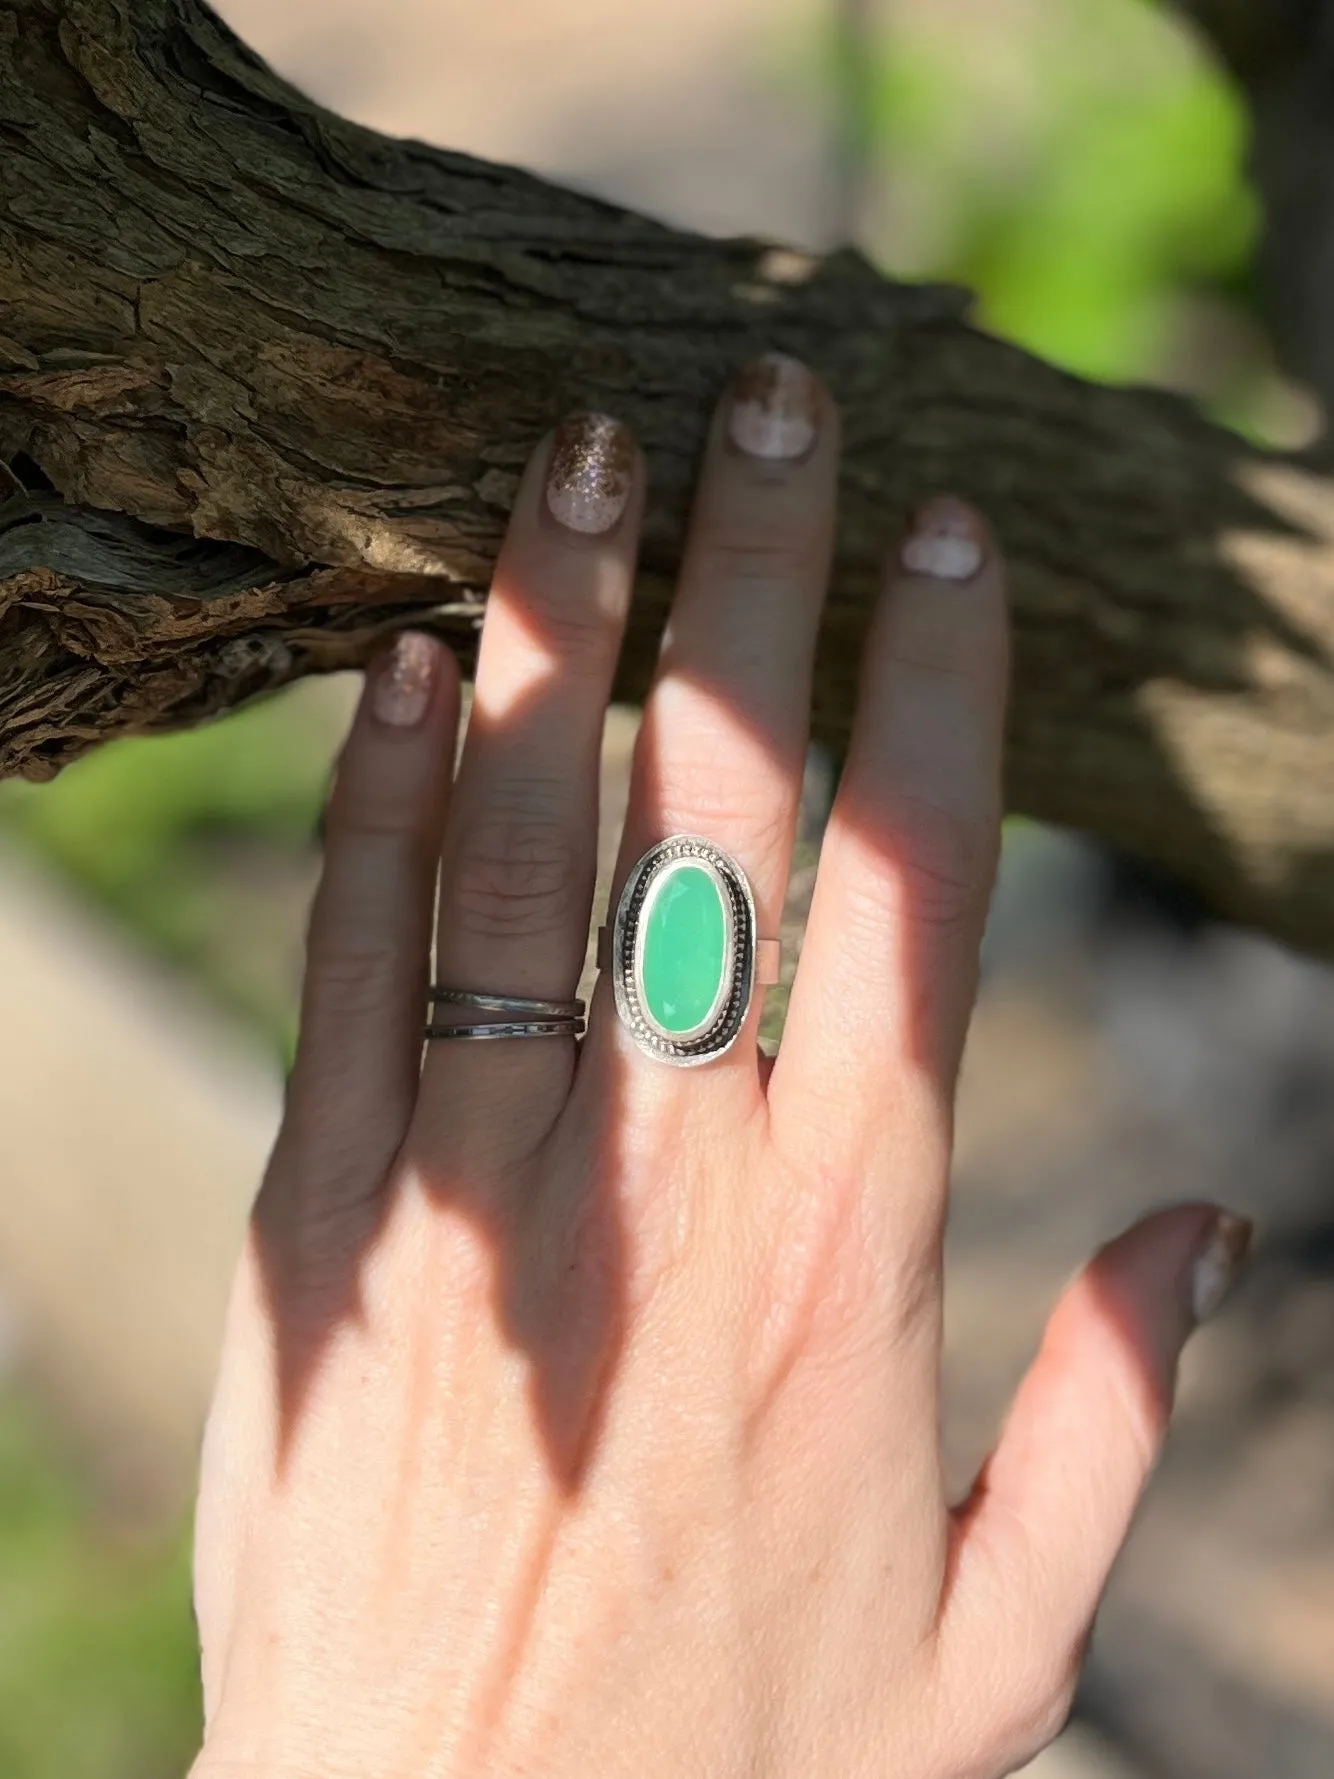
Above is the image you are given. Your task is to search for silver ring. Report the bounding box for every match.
[425,1018,585,1042]
[598,834,780,1068]
[428,988,586,1019]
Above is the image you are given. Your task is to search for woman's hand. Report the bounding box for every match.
[191,356,1251,1779]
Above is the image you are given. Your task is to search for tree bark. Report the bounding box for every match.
[5,0,1334,958]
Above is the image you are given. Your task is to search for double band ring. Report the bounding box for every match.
[425,988,586,1042]
[424,1019,587,1042]
[430,989,587,1020]
[426,837,780,1065]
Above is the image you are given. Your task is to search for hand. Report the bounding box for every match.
[191,356,1252,1779]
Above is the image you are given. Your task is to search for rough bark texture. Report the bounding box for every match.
[5,0,1334,958]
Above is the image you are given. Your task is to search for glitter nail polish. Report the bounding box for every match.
[545,412,636,535]
[372,631,437,728]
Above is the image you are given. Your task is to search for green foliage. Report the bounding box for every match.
[0,1395,198,1779]
[0,694,320,885]
[0,679,351,1053]
[782,0,1258,393]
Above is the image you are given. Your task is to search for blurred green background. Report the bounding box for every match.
[0,2,1286,1773]
[815,0,1260,404]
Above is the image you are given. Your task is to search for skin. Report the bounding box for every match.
[190,362,1242,1779]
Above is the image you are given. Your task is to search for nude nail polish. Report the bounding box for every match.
[372,631,436,728]
[901,497,987,583]
[545,412,636,535]
[1191,1211,1255,1323]
[727,353,819,460]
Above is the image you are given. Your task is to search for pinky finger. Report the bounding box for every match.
[267,632,460,1228]
[936,1204,1254,1771]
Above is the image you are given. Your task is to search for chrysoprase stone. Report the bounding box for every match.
[640,863,728,1035]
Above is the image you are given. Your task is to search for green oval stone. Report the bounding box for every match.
[640,863,728,1036]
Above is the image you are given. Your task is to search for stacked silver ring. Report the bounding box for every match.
[423,836,781,1062]
[425,987,586,1042]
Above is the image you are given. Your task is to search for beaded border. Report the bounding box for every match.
[610,835,757,1067]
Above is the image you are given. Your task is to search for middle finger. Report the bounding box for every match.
[577,354,839,1111]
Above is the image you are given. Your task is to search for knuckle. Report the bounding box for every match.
[695,525,818,592]
[658,756,791,867]
[329,751,436,841]
[934,1579,1089,1779]
[253,1161,381,1293]
[881,790,997,938]
[987,1654,1081,1773]
[450,797,579,942]
[996,1672,1081,1771]
[259,1102,405,1258]
[304,940,407,1020]
[328,793,424,844]
[884,616,999,691]
[530,578,620,664]
[750,1153,881,1374]
[308,826,431,981]
[1098,1333,1166,1475]
[828,871,897,971]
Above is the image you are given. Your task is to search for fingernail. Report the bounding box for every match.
[900,497,987,582]
[544,412,636,535]
[727,353,819,460]
[1191,1211,1255,1323]
[372,631,437,728]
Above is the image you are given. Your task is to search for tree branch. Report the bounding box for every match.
[1167,0,1310,82]
[4,0,1334,957]
[1171,0,1334,416]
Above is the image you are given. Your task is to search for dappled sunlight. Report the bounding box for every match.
[1222,460,1334,646]
[6,0,1334,1774]
[470,611,562,729]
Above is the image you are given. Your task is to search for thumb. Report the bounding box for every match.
[936,1203,1253,1770]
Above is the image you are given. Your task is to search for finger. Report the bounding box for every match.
[578,354,839,1103]
[770,498,1008,1193]
[270,633,460,1220]
[415,414,643,1142]
[936,1205,1254,1770]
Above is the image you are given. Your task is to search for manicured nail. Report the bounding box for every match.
[901,497,987,582]
[372,631,437,728]
[1191,1211,1254,1323]
[727,353,819,460]
[545,412,636,535]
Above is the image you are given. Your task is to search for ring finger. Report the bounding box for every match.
[413,413,644,1154]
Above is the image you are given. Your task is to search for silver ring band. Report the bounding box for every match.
[425,1018,585,1042]
[428,988,585,1019]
